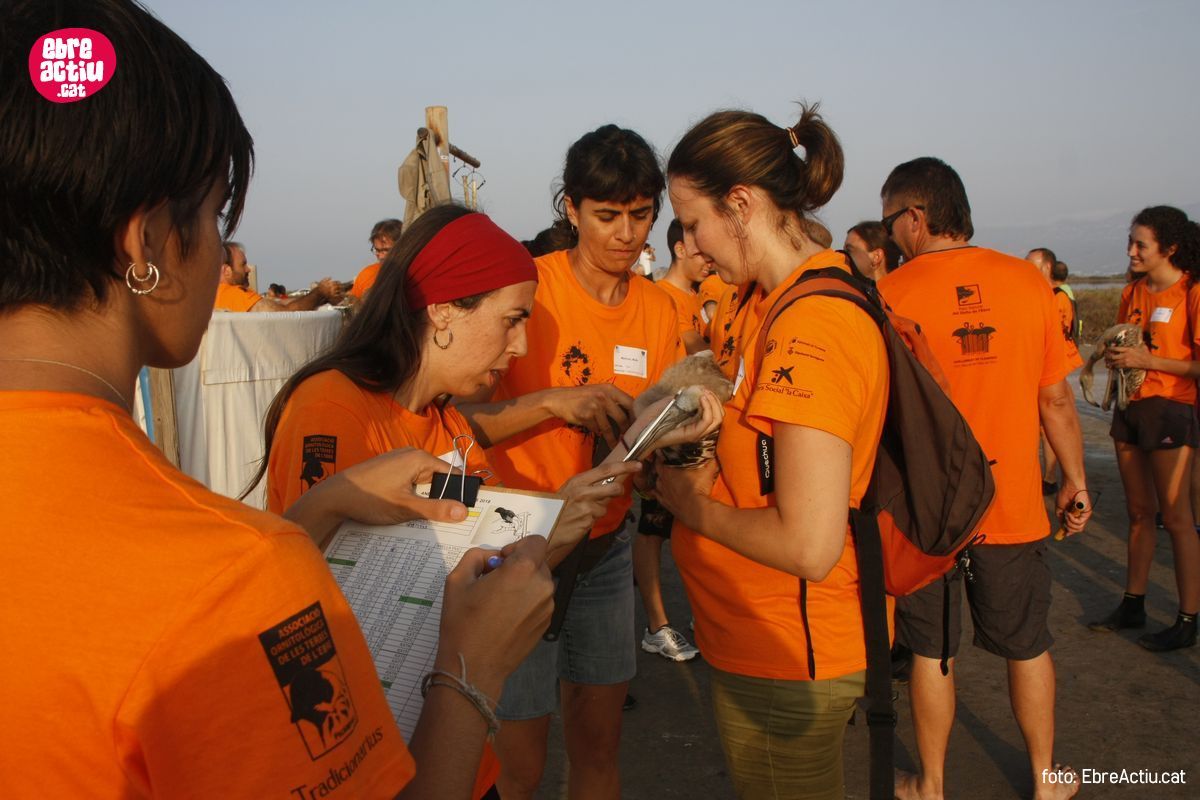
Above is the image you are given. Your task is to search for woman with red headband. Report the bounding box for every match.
[258,203,713,799]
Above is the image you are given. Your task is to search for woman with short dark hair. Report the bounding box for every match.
[459,124,721,800]
[0,3,570,797]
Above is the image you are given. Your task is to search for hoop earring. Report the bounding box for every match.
[125,261,160,295]
[433,328,453,350]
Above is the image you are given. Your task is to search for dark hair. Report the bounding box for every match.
[246,204,487,497]
[1131,206,1200,276]
[881,157,973,240]
[667,104,843,247]
[1051,261,1069,282]
[523,220,578,257]
[667,219,684,260]
[370,218,404,242]
[554,124,665,223]
[268,283,287,296]
[1,0,253,313]
[221,241,245,266]
[848,221,902,272]
[1027,247,1056,271]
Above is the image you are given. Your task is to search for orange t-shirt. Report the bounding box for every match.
[656,278,708,343]
[673,250,891,680]
[350,262,382,300]
[0,391,415,798]
[878,247,1070,544]
[265,369,499,797]
[214,281,262,312]
[698,274,729,315]
[708,282,758,379]
[1053,289,1083,370]
[1118,276,1200,404]
[267,370,492,514]
[488,249,685,538]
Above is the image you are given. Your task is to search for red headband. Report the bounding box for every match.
[406,213,537,308]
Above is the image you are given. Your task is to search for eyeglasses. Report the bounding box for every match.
[371,245,391,257]
[881,205,923,237]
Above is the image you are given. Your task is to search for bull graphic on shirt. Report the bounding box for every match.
[259,602,359,760]
[300,435,337,490]
[953,322,997,355]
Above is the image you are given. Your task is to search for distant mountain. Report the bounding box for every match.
[974,202,1200,276]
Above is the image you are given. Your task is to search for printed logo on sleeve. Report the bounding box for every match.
[259,602,359,760]
[301,435,337,491]
[28,29,115,103]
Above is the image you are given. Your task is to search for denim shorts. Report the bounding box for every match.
[495,524,636,720]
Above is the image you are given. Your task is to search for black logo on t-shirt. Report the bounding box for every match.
[771,365,794,384]
[259,602,358,760]
[561,343,592,385]
[953,322,997,355]
[956,284,982,307]
[301,435,337,491]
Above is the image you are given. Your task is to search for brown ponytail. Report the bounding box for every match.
[667,102,843,232]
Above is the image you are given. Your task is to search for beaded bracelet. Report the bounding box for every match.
[420,653,501,741]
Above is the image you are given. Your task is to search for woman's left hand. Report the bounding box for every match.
[653,458,719,531]
[1105,344,1154,370]
[627,388,725,453]
[284,447,470,547]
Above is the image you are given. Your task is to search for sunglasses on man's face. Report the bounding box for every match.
[882,205,923,237]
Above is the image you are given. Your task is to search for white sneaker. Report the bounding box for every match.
[641,625,699,662]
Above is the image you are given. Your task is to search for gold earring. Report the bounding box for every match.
[433,328,453,350]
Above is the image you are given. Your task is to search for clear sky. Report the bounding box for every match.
[146,0,1200,284]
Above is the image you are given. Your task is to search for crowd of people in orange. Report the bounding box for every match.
[4,2,1199,799]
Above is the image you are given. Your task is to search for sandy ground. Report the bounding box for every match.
[533,352,1200,799]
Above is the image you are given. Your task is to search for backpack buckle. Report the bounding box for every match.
[956,549,976,584]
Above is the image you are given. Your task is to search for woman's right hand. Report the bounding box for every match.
[435,536,555,697]
[542,384,635,447]
[545,460,642,562]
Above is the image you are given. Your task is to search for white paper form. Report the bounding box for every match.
[324,484,564,739]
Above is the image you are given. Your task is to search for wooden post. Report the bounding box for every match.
[425,106,451,180]
[148,367,181,467]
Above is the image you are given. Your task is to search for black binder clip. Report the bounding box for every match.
[431,434,483,507]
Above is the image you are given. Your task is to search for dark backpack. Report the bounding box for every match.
[754,265,995,800]
[1053,286,1082,346]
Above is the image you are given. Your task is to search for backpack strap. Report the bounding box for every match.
[850,508,897,800]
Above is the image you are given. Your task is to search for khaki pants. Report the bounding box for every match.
[710,668,866,800]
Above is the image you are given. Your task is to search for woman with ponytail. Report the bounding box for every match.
[655,105,890,799]
[1089,205,1200,652]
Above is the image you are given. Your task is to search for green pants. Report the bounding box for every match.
[710,668,866,800]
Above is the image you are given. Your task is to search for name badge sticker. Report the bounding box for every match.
[613,345,648,378]
[1151,306,1174,324]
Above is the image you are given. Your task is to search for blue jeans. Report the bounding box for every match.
[496,527,636,720]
